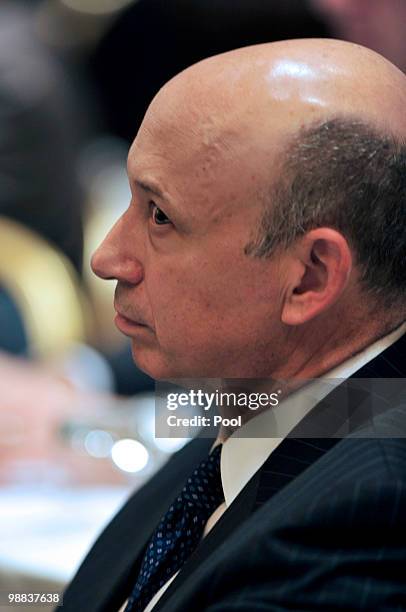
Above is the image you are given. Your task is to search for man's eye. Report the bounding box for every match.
[150,202,171,225]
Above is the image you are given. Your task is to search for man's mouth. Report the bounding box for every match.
[114,306,150,335]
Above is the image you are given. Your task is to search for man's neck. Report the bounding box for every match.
[216,318,406,442]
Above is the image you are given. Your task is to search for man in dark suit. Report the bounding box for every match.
[61,39,406,611]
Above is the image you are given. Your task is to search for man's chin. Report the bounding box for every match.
[130,342,176,381]
[130,343,233,381]
[130,345,206,382]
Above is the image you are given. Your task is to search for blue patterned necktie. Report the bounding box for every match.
[125,444,223,611]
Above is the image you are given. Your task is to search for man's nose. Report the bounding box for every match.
[90,217,144,285]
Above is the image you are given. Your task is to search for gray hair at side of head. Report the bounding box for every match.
[245,117,406,311]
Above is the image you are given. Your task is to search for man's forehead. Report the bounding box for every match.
[127,97,247,185]
[134,83,244,147]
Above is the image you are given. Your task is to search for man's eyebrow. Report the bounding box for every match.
[134,178,168,202]
[131,174,180,217]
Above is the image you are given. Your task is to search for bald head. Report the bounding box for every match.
[150,38,406,153]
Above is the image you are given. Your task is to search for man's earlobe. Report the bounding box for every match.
[281,229,352,326]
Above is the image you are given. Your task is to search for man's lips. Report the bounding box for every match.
[114,307,150,334]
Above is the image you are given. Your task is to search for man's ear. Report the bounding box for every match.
[281,228,353,325]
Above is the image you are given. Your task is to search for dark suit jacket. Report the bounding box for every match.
[60,332,406,611]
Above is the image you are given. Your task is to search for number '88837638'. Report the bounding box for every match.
[6,593,60,605]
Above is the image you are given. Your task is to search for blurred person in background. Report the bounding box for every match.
[0,0,86,273]
[0,0,88,356]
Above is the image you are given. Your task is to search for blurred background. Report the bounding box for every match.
[0,0,404,607]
